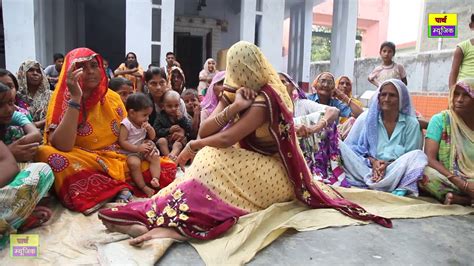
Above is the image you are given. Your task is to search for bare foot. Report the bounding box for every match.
[444,192,471,206]
[142,186,155,198]
[129,227,187,246]
[150,178,160,188]
[102,220,148,237]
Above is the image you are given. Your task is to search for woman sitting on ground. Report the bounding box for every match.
[16,60,52,130]
[278,72,348,187]
[0,82,54,249]
[340,79,428,196]
[169,66,187,95]
[36,48,157,214]
[335,75,364,139]
[98,41,390,247]
[308,72,363,122]
[197,58,217,96]
[419,79,474,206]
[114,52,144,92]
[200,71,225,123]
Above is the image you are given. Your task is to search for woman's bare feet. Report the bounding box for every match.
[129,227,187,247]
[141,186,156,198]
[444,192,472,206]
[101,220,148,238]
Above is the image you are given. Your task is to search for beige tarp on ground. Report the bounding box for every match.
[0,187,472,265]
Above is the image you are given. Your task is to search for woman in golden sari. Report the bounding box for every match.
[98,41,390,246]
[36,48,155,214]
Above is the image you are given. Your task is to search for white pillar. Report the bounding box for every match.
[160,0,175,67]
[126,0,152,69]
[330,0,358,79]
[240,0,256,43]
[287,0,313,90]
[260,0,285,71]
[3,0,37,71]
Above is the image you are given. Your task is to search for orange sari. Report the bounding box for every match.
[36,48,153,214]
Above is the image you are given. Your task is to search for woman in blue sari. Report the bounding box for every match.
[339,79,427,196]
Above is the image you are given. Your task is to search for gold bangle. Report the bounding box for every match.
[186,141,199,155]
[347,98,352,105]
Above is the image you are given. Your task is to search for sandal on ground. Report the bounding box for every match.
[19,206,53,232]
[391,188,408,197]
[115,190,133,203]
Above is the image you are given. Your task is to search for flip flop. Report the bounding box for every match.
[19,206,53,232]
[115,190,133,203]
[392,188,408,197]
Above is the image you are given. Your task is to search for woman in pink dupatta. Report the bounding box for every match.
[98,41,391,246]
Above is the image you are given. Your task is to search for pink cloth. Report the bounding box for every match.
[121,117,146,147]
[368,62,407,85]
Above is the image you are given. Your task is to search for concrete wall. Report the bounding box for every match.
[310,49,454,97]
[418,0,474,52]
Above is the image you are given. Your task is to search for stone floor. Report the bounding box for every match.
[158,215,474,265]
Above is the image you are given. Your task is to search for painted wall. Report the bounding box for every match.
[125,0,151,70]
[311,0,390,58]
[418,0,474,52]
[260,0,285,71]
[310,49,454,97]
[3,0,37,71]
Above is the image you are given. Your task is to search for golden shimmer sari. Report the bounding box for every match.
[98,42,390,240]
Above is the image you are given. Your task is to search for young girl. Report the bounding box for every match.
[449,14,474,88]
[181,89,200,139]
[154,90,192,161]
[118,93,161,197]
[108,77,133,105]
[368,41,407,87]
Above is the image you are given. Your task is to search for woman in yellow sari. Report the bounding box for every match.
[98,41,390,246]
[36,48,154,214]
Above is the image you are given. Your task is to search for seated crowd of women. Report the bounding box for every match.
[0,41,472,249]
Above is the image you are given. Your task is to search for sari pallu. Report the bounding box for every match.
[99,85,391,240]
[36,48,154,214]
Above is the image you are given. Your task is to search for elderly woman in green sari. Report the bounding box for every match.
[420,79,474,206]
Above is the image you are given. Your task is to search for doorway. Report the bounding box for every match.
[174,33,203,89]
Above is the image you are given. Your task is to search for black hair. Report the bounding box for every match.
[125,52,137,61]
[471,13,474,23]
[166,52,175,57]
[108,77,133,92]
[181,88,198,99]
[144,67,167,82]
[148,63,160,69]
[0,69,19,90]
[0,82,10,93]
[53,53,64,62]
[380,41,396,55]
[125,92,153,111]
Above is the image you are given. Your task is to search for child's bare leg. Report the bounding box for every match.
[129,227,188,246]
[169,142,184,160]
[157,138,170,156]
[147,153,161,188]
[101,220,148,237]
[128,156,154,197]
